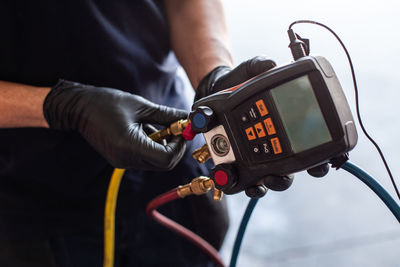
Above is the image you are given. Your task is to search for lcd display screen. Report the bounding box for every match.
[270,75,332,153]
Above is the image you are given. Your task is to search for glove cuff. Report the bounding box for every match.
[43,79,89,130]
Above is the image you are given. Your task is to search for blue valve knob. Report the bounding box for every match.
[189,106,215,133]
[193,113,207,129]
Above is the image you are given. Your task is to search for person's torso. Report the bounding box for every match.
[0,0,189,237]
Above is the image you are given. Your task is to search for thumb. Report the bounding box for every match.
[214,56,276,90]
[244,56,276,77]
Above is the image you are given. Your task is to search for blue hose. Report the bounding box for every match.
[229,161,399,267]
[341,161,400,223]
[229,197,259,267]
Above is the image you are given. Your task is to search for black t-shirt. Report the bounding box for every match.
[0,0,201,238]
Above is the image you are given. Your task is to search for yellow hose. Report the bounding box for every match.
[104,168,125,267]
[103,120,188,267]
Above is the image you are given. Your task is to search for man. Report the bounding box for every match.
[0,1,275,266]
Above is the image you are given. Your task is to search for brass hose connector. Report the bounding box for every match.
[212,189,223,201]
[177,176,223,201]
[148,119,189,142]
[170,119,190,136]
[192,144,211,164]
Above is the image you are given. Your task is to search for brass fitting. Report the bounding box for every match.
[213,188,223,201]
[148,128,171,142]
[148,119,189,142]
[169,119,189,136]
[192,144,211,164]
[177,176,223,201]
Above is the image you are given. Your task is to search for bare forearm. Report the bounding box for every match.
[0,81,50,128]
[164,0,233,89]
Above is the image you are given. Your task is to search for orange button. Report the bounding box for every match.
[254,122,266,138]
[255,99,269,117]
[270,137,283,154]
[245,127,256,140]
[263,118,276,135]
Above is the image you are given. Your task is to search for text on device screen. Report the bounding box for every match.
[270,75,332,153]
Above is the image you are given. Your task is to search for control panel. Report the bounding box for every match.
[237,96,285,162]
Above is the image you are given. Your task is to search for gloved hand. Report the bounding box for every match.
[245,174,295,198]
[194,56,276,101]
[43,80,187,171]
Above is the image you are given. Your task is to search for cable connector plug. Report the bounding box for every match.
[288,28,307,60]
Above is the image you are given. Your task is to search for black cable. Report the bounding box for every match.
[288,20,400,201]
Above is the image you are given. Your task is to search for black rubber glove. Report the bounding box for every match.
[43,80,187,171]
[245,174,294,198]
[194,56,276,101]
[263,174,294,191]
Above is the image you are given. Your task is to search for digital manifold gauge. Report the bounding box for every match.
[189,56,358,194]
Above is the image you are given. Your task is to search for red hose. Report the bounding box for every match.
[146,189,226,267]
